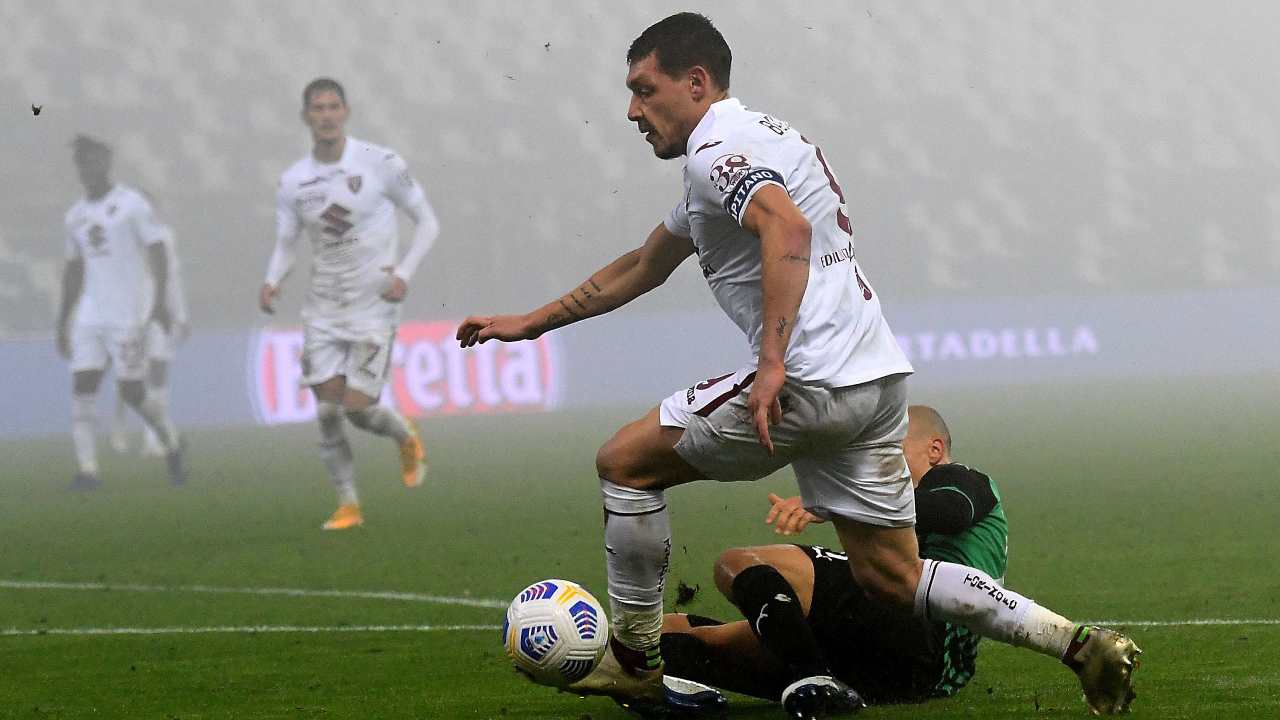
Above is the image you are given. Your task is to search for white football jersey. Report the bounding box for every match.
[64,184,165,328]
[665,98,912,388]
[270,137,429,334]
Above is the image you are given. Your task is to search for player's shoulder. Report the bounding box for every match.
[348,137,405,169]
[113,184,156,214]
[920,463,994,491]
[279,155,315,186]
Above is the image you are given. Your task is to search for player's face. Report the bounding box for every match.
[74,151,110,193]
[626,53,699,160]
[902,429,931,487]
[303,90,348,144]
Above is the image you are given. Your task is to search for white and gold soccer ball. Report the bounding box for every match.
[502,579,609,688]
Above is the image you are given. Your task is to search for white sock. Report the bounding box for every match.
[318,402,358,506]
[72,393,98,474]
[345,405,412,444]
[915,559,1075,660]
[134,391,178,451]
[601,478,670,656]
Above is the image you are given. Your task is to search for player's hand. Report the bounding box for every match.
[259,284,278,315]
[56,324,70,359]
[746,360,786,455]
[380,267,408,303]
[456,315,534,347]
[150,302,172,333]
[765,492,824,535]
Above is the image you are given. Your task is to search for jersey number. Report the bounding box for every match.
[801,137,871,300]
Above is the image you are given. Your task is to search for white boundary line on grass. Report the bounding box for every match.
[1,624,502,637]
[1084,618,1280,627]
[0,579,507,609]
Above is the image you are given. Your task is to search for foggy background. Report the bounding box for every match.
[3,0,1277,337]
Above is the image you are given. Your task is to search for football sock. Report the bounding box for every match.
[71,392,98,474]
[345,405,412,444]
[601,478,669,668]
[135,390,178,451]
[317,401,358,506]
[914,559,1074,660]
[730,564,830,681]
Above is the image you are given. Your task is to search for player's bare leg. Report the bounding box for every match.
[70,370,103,490]
[568,406,703,708]
[832,518,1140,715]
[313,377,362,529]
[139,360,170,458]
[118,378,185,485]
[109,387,130,454]
[340,386,425,488]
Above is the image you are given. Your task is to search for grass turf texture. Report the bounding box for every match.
[1,373,1277,718]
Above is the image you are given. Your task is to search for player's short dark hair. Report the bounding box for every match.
[627,12,731,90]
[302,77,346,108]
[71,134,112,161]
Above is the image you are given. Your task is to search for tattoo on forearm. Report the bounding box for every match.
[557,298,584,320]
[569,292,588,311]
[782,254,810,264]
[588,278,602,292]
[545,311,566,330]
[776,317,788,338]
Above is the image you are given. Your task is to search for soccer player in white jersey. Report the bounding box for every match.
[260,78,439,531]
[111,210,188,458]
[56,135,186,489]
[459,13,1139,718]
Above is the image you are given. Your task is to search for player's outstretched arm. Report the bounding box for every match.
[56,258,84,359]
[741,184,812,454]
[457,222,694,347]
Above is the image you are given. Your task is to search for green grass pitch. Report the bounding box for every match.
[1,374,1278,718]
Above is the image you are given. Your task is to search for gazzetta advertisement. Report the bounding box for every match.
[251,321,563,425]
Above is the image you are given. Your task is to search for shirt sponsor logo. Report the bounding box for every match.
[709,153,752,194]
[347,175,362,194]
[251,321,562,425]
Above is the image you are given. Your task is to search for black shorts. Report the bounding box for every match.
[798,545,945,703]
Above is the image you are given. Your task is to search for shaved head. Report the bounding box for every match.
[908,405,951,452]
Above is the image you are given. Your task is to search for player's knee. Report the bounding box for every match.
[712,548,757,599]
[343,407,371,429]
[595,440,647,488]
[118,380,147,407]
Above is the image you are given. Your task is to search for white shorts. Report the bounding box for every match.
[300,323,397,399]
[145,321,174,362]
[69,323,147,381]
[659,367,914,527]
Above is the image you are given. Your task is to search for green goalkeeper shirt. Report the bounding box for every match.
[912,463,1009,697]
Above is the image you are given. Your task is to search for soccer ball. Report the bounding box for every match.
[502,579,609,688]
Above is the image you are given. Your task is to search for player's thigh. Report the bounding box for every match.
[338,328,396,407]
[714,544,818,614]
[105,326,148,383]
[144,321,174,368]
[300,325,348,396]
[69,323,109,386]
[596,406,703,490]
[656,366,796,485]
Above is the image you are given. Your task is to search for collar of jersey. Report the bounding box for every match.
[310,136,355,173]
[685,97,744,156]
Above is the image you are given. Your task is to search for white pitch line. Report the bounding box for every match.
[1084,619,1280,627]
[0,580,507,609]
[1,624,501,637]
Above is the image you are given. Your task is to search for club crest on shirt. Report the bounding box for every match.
[709,153,752,194]
[347,175,363,194]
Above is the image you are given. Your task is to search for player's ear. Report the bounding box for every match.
[688,66,709,101]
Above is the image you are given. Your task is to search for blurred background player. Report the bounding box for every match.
[259,78,440,530]
[56,134,186,489]
[458,13,1139,717]
[110,201,188,458]
[660,405,1031,713]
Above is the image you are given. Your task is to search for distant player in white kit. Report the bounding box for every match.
[260,78,439,530]
[459,13,1139,718]
[110,206,189,458]
[56,135,186,489]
